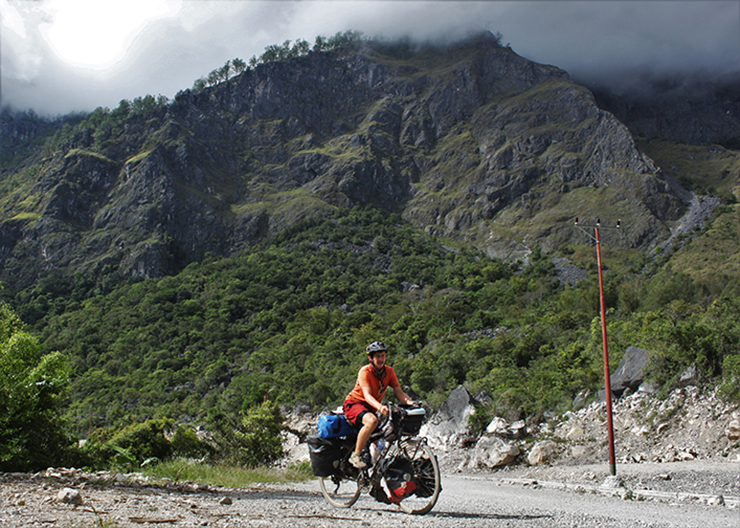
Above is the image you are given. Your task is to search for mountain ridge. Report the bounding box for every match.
[0,33,714,289]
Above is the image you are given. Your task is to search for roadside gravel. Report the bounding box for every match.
[2,462,738,528]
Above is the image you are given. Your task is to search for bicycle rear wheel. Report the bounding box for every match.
[392,438,441,515]
[319,475,361,508]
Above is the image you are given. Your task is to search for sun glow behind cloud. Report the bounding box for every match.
[1,0,737,116]
[39,0,181,71]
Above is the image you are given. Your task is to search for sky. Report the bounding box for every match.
[1,0,738,117]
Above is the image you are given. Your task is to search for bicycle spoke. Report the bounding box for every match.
[319,475,361,508]
[389,439,441,515]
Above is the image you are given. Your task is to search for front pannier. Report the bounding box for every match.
[401,407,426,435]
[307,434,344,477]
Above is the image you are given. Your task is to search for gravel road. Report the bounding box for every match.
[2,466,738,528]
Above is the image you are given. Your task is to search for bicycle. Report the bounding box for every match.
[309,404,441,515]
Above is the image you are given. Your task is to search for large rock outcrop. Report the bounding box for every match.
[0,33,688,287]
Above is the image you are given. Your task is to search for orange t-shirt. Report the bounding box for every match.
[345,365,400,405]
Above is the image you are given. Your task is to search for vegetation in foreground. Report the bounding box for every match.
[2,204,740,473]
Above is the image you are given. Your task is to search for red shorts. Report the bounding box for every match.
[343,400,375,427]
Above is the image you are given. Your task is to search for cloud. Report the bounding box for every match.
[1,0,738,116]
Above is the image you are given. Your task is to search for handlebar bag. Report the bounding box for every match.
[402,407,426,435]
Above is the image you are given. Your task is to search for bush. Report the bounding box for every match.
[82,418,173,469]
[207,401,284,468]
[171,426,209,459]
[719,353,740,400]
[0,303,72,471]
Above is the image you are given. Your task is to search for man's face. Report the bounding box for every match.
[369,351,387,370]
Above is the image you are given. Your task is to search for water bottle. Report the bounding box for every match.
[376,438,386,452]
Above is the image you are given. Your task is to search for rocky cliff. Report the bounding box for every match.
[591,71,740,148]
[0,33,688,288]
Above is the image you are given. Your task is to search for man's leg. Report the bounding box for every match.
[350,412,378,468]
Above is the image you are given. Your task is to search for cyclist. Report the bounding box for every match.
[343,340,416,469]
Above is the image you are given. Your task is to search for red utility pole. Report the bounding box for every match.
[575,218,618,476]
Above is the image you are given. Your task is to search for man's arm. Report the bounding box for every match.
[393,385,415,406]
[361,384,389,416]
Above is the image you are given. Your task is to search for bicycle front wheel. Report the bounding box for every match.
[394,438,441,515]
[319,475,361,508]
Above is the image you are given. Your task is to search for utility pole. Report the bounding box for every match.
[575,218,619,476]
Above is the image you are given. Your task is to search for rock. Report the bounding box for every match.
[708,495,725,507]
[566,426,585,439]
[726,420,740,441]
[486,416,508,435]
[600,476,624,490]
[469,435,520,469]
[437,385,479,424]
[527,440,558,465]
[508,420,527,438]
[609,346,650,398]
[423,385,479,449]
[572,390,592,411]
[677,365,700,387]
[219,496,233,505]
[57,488,83,506]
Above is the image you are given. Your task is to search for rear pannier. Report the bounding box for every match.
[307,434,344,477]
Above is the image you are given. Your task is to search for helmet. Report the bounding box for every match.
[366,340,387,354]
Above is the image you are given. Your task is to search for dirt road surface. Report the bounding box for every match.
[2,466,738,527]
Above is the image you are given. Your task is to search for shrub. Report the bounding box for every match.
[82,418,173,469]
[171,425,209,459]
[719,353,740,400]
[207,401,284,468]
[0,303,72,471]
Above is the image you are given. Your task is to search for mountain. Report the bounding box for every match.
[589,71,740,148]
[0,32,689,290]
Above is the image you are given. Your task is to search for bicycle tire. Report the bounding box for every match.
[393,439,441,515]
[319,475,361,508]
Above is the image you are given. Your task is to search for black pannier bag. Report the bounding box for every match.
[402,407,426,435]
[307,434,344,477]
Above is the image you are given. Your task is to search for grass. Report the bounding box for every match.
[140,459,313,488]
[636,138,740,199]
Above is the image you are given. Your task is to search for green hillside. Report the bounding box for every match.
[5,205,737,439]
[2,34,740,472]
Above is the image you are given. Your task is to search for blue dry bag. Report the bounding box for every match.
[317,413,356,438]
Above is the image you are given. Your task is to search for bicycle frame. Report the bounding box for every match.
[318,404,442,515]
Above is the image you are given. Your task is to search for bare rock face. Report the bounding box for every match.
[592,71,740,147]
[0,33,688,286]
[608,346,650,398]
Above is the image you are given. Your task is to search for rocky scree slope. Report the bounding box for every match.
[282,384,739,502]
[0,34,687,288]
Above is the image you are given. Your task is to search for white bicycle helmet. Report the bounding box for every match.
[366,340,387,354]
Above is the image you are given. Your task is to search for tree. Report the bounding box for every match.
[207,70,220,86]
[207,401,284,467]
[218,60,231,82]
[0,303,72,471]
[232,58,247,75]
[313,35,327,52]
[192,77,207,92]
